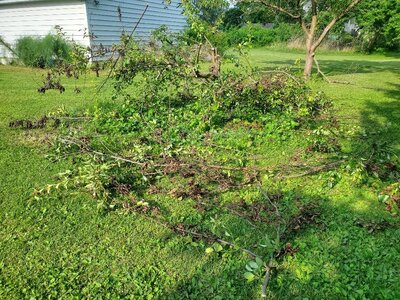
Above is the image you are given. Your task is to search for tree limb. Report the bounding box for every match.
[313,57,331,83]
[313,0,364,50]
[96,4,149,93]
[278,160,345,179]
[256,0,301,19]
[261,255,274,298]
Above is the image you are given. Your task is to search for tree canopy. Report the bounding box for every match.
[355,0,400,51]
[235,0,364,78]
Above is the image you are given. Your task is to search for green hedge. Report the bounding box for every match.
[15,34,71,68]
[224,23,302,47]
[184,23,302,53]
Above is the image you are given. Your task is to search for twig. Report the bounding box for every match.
[257,182,286,297]
[58,136,346,179]
[58,116,92,120]
[216,239,259,258]
[260,70,302,85]
[313,57,331,83]
[313,57,351,84]
[0,35,16,56]
[278,159,345,179]
[96,4,149,93]
[144,214,261,258]
[261,255,274,298]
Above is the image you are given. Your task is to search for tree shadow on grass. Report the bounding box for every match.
[258,59,400,76]
[358,97,400,156]
[366,82,400,101]
[163,56,400,300]
[161,188,399,299]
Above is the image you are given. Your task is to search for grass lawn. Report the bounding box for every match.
[1,48,399,299]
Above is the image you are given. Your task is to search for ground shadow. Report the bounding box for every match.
[162,53,400,299]
[162,188,399,299]
[366,82,400,102]
[258,59,400,76]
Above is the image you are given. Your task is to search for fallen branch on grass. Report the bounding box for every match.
[313,57,351,85]
[58,137,346,180]
[261,255,274,298]
[143,214,261,258]
[277,159,345,179]
[260,70,302,85]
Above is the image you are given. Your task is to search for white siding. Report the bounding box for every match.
[85,0,186,49]
[0,0,90,62]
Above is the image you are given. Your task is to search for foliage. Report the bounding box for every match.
[184,0,230,25]
[183,23,302,52]
[15,34,71,68]
[51,31,333,212]
[347,141,400,185]
[223,23,302,48]
[222,6,245,29]
[222,2,296,28]
[354,0,400,52]
[237,0,365,77]
[307,126,340,153]
[380,182,400,216]
[1,47,400,299]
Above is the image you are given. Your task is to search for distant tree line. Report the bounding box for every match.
[190,0,400,53]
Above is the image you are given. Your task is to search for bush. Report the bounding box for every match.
[272,23,303,43]
[223,23,302,48]
[182,23,302,54]
[15,34,71,68]
[224,24,276,47]
[93,34,331,141]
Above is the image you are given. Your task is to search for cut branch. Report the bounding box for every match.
[96,4,149,93]
[314,57,331,83]
[261,255,274,298]
[278,160,345,179]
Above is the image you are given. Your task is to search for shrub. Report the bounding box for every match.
[223,23,302,48]
[181,23,302,54]
[92,34,332,141]
[15,34,71,68]
[274,23,303,42]
[225,24,276,47]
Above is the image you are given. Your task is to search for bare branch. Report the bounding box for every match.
[261,255,274,297]
[255,0,301,19]
[314,57,331,83]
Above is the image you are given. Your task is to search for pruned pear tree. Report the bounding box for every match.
[237,0,364,78]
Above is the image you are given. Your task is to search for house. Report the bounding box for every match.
[344,18,359,35]
[0,0,187,63]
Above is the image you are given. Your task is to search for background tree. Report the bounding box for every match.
[354,0,400,52]
[179,0,230,25]
[236,0,365,78]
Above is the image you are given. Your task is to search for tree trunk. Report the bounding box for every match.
[303,13,317,79]
[304,48,315,79]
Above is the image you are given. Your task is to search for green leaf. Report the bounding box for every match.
[205,247,214,254]
[249,261,258,269]
[378,195,389,203]
[255,257,263,267]
[243,272,255,282]
[213,243,223,252]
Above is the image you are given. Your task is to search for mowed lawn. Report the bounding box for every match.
[0,49,399,299]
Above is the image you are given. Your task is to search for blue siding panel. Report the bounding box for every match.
[85,0,187,49]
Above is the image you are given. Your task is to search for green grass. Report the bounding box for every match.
[1,49,400,299]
